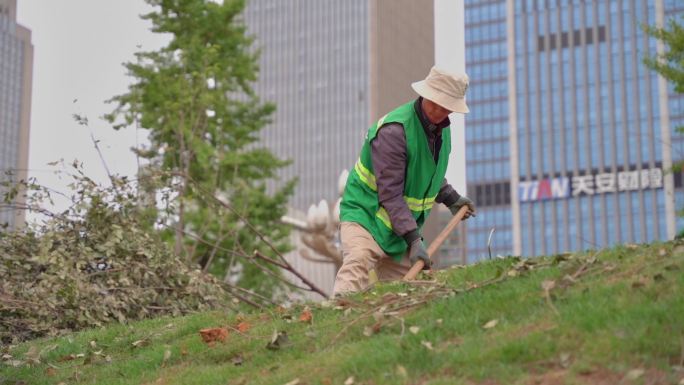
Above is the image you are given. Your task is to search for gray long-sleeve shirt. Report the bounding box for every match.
[370,98,461,245]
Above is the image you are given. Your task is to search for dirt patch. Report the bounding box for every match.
[509,320,557,340]
[523,367,672,385]
[570,367,621,385]
[631,368,673,385]
[526,369,568,385]
[466,380,502,385]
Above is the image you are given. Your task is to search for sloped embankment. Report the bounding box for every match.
[2,241,683,385]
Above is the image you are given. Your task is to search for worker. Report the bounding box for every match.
[333,66,475,296]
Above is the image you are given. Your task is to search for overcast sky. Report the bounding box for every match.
[16,1,169,212]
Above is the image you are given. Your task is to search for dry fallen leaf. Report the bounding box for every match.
[45,367,57,377]
[231,354,243,366]
[266,330,289,350]
[299,307,313,324]
[199,328,229,345]
[559,352,571,368]
[132,339,149,348]
[483,319,499,329]
[409,326,421,335]
[541,280,556,291]
[162,348,171,366]
[275,305,287,314]
[283,379,301,385]
[56,354,77,362]
[421,340,434,350]
[363,326,373,337]
[236,321,251,333]
[344,376,355,385]
[4,360,23,367]
[336,298,353,308]
[25,346,40,365]
[632,276,649,289]
[625,368,644,380]
[396,365,408,378]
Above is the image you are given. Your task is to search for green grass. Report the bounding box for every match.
[2,241,684,385]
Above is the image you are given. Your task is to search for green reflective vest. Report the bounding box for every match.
[340,101,451,260]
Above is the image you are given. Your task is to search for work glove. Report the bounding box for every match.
[408,239,431,270]
[448,195,476,219]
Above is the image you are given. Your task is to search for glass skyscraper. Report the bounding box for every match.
[0,0,32,229]
[464,0,684,260]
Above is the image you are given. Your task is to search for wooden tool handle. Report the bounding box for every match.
[402,206,470,281]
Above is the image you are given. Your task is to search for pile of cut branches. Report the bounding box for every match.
[0,171,232,343]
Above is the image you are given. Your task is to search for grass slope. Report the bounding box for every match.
[2,241,684,385]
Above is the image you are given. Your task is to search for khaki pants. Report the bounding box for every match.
[332,222,411,296]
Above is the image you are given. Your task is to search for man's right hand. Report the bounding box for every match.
[408,239,431,270]
[448,195,476,219]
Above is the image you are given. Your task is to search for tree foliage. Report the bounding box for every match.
[644,16,684,234]
[644,18,684,95]
[106,0,295,294]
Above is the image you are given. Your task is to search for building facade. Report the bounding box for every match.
[464,0,684,261]
[0,0,32,229]
[242,1,369,212]
[242,0,435,212]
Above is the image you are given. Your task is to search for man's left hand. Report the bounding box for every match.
[448,196,476,219]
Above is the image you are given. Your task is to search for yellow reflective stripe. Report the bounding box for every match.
[354,160,377,191]
[404,195,436,212]
[356,115,389,192]
[376,207,392,229]
[377,196,434,229]
[377,114,388,128]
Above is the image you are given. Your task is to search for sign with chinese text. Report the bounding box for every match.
[519,167,663,203]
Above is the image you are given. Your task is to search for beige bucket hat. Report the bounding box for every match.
[411,66,470,114]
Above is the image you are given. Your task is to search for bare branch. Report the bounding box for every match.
[253,250,328,298]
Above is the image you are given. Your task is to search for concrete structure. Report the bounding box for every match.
[242,0,436,212]
[0,0,32,229]
[463,0,684,261]
[429,0,468,266]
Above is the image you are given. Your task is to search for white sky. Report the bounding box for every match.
[16,1,169,212]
